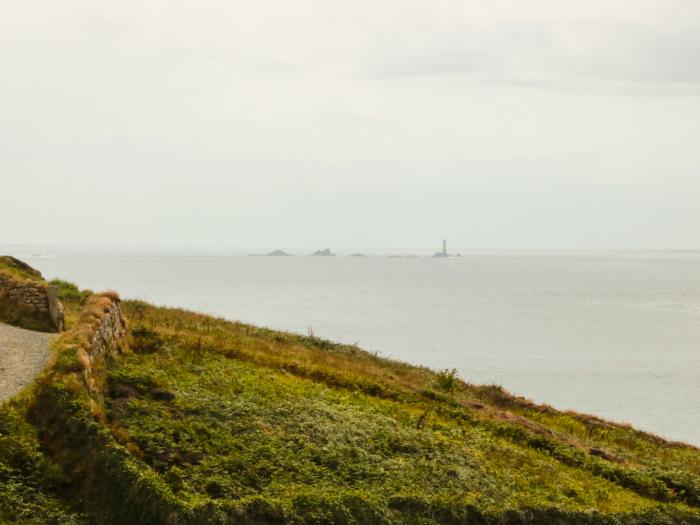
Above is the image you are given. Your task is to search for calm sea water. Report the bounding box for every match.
[21,252,700,446]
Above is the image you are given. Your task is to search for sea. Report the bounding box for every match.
[16,251,700,446]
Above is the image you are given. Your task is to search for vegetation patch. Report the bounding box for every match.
[53,299,693,524]
[1,277,699,524]
[0,399,85,524]
[0,257,43,283]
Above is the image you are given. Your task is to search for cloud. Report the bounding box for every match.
[2,0,700,249]
[329,0,700,89]
[4,1,700,88]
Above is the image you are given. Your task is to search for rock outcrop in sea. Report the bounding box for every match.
[311,248,336,257]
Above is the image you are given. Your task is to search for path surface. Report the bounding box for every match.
[0,322,53,402]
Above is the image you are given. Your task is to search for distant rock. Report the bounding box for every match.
[348,253,365,257]
[249,249,293,256]
[311,249,336,257]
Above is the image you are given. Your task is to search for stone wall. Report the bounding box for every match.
[76,294,128,395]
[0,273,65,332]
[85,295,128,360]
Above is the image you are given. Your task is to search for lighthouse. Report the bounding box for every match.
[433,239,449,257]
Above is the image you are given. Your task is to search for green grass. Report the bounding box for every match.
[0,399,85,524]
[50,299,693,524]
[2,281,699,524]
[103,347,688,521]
[49,279,92,327]
[50,279,91,308]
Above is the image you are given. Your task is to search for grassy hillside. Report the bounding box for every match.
[1,278,699,523]
[0,257,43,282]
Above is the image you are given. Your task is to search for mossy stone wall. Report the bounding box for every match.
[0,273,64,332]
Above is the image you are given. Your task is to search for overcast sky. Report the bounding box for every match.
[2,0,700,253]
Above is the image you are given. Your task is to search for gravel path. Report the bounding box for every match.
[0,322,54,402]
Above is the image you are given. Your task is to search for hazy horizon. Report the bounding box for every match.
[3,1,700,250]
[3,242,700,258]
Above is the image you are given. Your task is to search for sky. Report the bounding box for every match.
[2,0,700,253]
